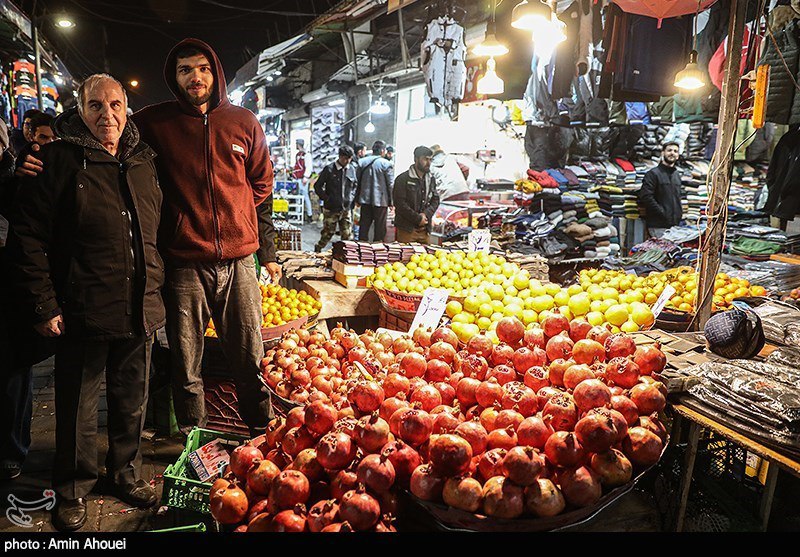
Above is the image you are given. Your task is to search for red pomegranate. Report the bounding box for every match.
[629,382,667,415]
[443,476,483,512]
[431,326,459,348]
[230,444,263,479]
[339,485,381,531]
[495,408,525,431]
[282,426,316,458]
[573,378,612,412]
[496,317,525,346]
[332,416,359,438]
[398,408,434,446]
[410,464,444,501]
[487,364,516,386]
[605,333,637,360]
[412,326,432,348]
[410,384,443,412]
[524,327,546,349]
[379,395,409,423]
[571,339,606,365]
[383,373,411,398]
[563,363,596,391]
[544,431,586,468]
[429,433,473,476]
[546,333,574,363]
[316,432,355,470]
[265,448,290,469]
[460,354,489,380]
[456,376,481,408]
[501,384,538,416]
[476,377,504,408]
[467,333,494,359]
[320,521,354,532]
[622,427,663,467]
[605,357,641,389]
[480,405,500,432]
[268,470,310,511]
[246,499,271,524]
[548,358,575,387]
[502,446,544,486]
[588,407,629,443]
[348,381,385,413]
[512,346,547,374]
[400,352,427,378]
[356,454,396,493]
[516,416,553,449]
[432,408,460,434]
[611,394,640,426]
[638,415,668,444]
[289,449,324,482]
[246,512,272,532]
[569,319,593,342]
[330,468,358,500]
[586,325,612,346]
[380,440,422,485]
[433,382,456,406]
[425,359,451,383]
[429,341,457,364]
[354,413,391,454]
[477,448,508,481]
[523,366,549,392]
[270,504,307,532]
[574,412,618,453]
[524,478,566,517]
[455,419,488,455]
[542,309,570,338]
[210,482,249,524]
[633,343,667,375]
[304,400,338,436]
[490,343,515,367]
[487,425,518,450]
[482,476,524,518]
[542,394,578,431]
[308,499,339,533]
[559,466,602,508]
[590,449,633,487]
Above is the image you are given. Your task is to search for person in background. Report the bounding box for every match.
[355,140,394,242]
[354,142,366,160]
[637,141,682,238]
[292,138,314,222]
[14,113,56,174]
[8,74,164,530]
[314,145,356,252]
[10,109,41,156]
[393,145,440,244]
[429,144,469,201]
[385,145,394,162]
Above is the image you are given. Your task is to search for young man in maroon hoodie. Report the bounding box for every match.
[132,39,280,435]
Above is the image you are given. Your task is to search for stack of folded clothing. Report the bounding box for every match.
[527,169,559,189]
[564,222,594,255]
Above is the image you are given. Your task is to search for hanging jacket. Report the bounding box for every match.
[758,20,800,125]
[8,109,165,340]
[133,38,274,263]
[765,128,800,220]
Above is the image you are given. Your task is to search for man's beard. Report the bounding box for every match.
[182,88,213,106]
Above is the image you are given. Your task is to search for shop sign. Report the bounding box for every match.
[468,229,491,253]
[409,288,449,332]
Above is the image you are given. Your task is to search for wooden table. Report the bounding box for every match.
[294,278,381,333]
[670,402,800,531]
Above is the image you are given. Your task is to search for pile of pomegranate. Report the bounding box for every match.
[217,317,668,529]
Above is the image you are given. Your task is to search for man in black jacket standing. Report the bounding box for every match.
[314,145,356,252]
[393,146,440,244]
[8,75,165,531]
[638,142,682,238]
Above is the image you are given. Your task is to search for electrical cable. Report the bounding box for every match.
[196,0,321,17]
[67,0,180,41]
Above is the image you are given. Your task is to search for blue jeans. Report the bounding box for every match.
[0,366,33,466]
[299,181,313,217]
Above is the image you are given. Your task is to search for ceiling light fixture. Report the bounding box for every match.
[477,57,504,95]
[369,98,391,115]
[364,119,376,133]
[674,2,706,91]
[474,1,509,57]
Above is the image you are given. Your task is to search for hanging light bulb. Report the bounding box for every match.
[512,0,565,58]
[364,118,376,133]
[474,2,508,57]
[477,57,504,95]
[674,51,706,90]
[511,0,551,30]
[370,98,391,115]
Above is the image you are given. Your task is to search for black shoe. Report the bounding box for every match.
[114,479,157,508]
[0,461,22,480]
[52,498,87,532]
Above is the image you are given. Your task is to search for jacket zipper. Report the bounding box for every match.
[204,114,223,260]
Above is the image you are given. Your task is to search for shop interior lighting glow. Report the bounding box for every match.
[369,98,391,115]
[477,57,504,95]
[364,119,376,133]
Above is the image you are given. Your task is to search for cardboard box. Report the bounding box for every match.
[331,259,375,277]
[334,272,367,289]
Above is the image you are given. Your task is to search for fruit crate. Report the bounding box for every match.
[378,309,413,332]
[162,427,249,515]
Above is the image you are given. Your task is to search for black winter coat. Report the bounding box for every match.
[393,168,440,233]
[637,163,682,229]
[314,161,357,212]
[765,128,800,220]
[7,109,166,340]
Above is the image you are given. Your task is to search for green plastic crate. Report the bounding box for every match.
[161,427,249,515]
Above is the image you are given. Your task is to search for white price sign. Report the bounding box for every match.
[468,229,491,253]
[650,284,676,320]
[409,288,450,333]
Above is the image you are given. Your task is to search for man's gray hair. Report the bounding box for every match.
[77,74,128,115]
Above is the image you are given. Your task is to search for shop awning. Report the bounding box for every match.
[612,0,719,24]
[229,33,313,91]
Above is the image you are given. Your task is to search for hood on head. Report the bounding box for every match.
[164,38,229,114]
[53,107,141,161]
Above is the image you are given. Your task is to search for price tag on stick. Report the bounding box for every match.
[408,288,450,333]
[650,284,676,320]
[468,229,491,253]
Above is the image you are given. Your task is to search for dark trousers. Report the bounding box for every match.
[164,257,272,435]
[0,366,33,466]
[53,335,151,499]
[359,205,388,242]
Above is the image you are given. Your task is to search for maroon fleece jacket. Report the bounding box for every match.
[134,38,274,262]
